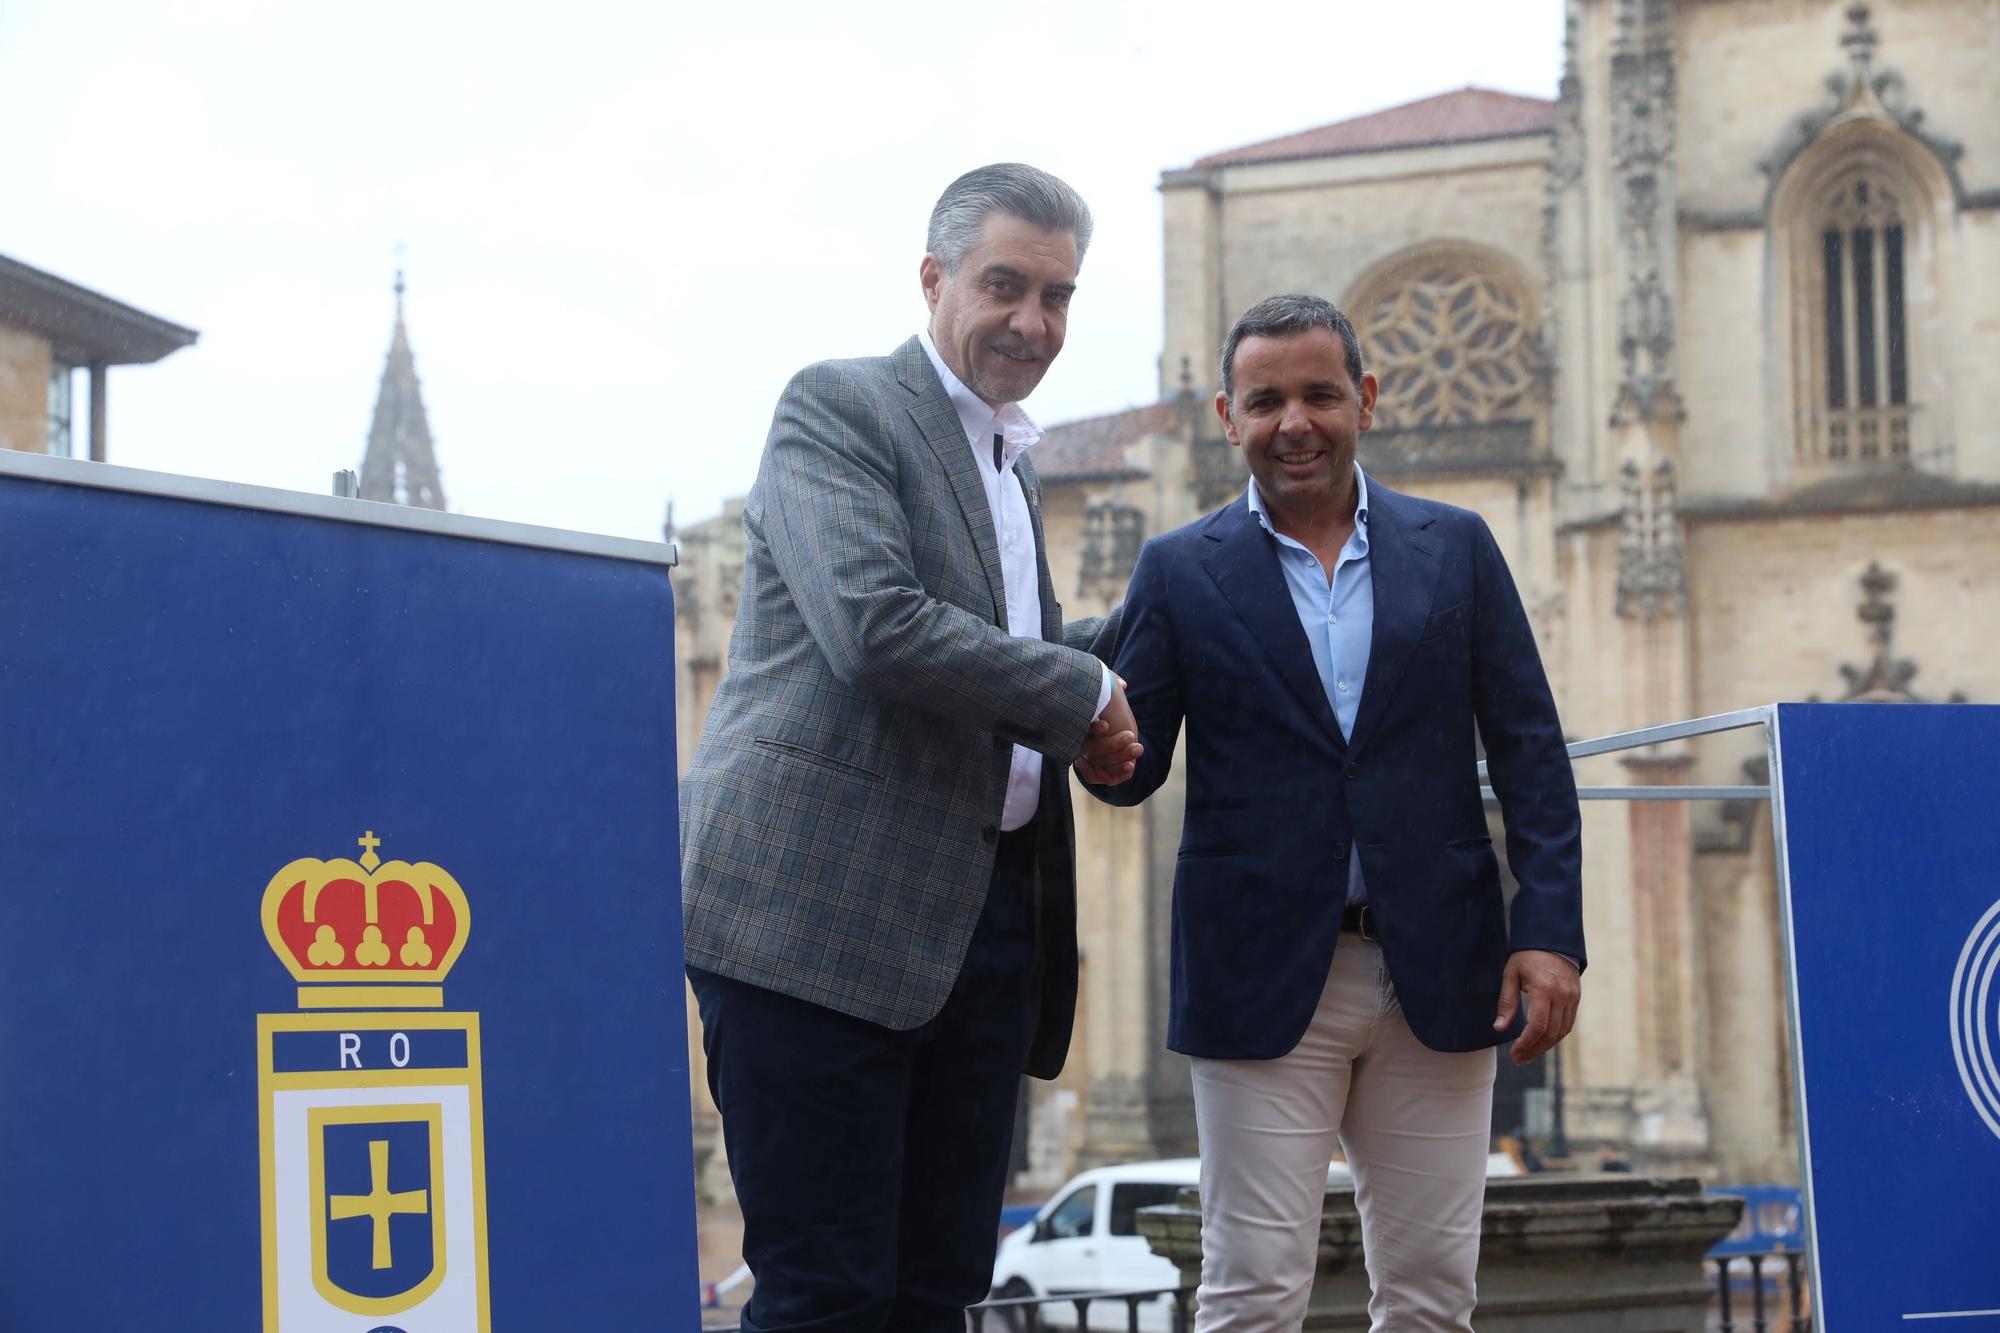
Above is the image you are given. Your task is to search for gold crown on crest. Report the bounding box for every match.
[260,831,472,1010]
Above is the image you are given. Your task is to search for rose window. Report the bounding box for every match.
[1360,269,1535,429]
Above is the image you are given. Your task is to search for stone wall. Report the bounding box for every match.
[1677,0,2000,215]
[1686,506,2000,737]
[1667,0,2000,493]
[0,323,52,455]
[1162,139,1549,402]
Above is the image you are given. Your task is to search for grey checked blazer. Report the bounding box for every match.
[680,337,1120,1079]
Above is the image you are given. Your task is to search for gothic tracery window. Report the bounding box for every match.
[1078,498,1144,600]
[1816,175,1912,463]
[1358,266,1536,429]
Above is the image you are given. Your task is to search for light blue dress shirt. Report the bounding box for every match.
[1247,466,1372,906]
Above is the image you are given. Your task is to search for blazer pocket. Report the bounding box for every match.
[750,736,886,784]
[1177,846,1248,862]
[1444,833,1494,849]
[1417,600,1469,643]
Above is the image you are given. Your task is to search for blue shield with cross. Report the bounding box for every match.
[259,1010,489,1329]
[309,1104,448,1312]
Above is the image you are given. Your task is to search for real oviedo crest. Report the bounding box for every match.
[257,832,491,1332]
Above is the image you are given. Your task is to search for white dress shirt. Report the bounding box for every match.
[919,331,1114,831]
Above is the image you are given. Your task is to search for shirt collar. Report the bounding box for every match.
[1246,464,1371,538]
[918,330,1043,466]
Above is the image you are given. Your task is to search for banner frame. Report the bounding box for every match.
[0,449,677,568]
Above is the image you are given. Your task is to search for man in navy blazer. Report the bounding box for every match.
[1089,294,1583,1331]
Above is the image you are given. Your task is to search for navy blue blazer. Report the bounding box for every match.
[1090,477,1583,1059]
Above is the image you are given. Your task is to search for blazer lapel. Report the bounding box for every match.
[1201,500,1345,747]
[1346,479,1443,757]
[895,338,1008,626]
[1015,454,1062,644]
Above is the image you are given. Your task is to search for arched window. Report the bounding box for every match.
[1358,265,1536,429]
[1341,245,1544,477]
[1772,120,1949,482]
[1815,173,1911,463]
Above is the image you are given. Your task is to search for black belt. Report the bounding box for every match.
[1340,904,1377,941]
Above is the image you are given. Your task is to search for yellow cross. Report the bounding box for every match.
[357,830,383,873]
[329,1139,428,1270]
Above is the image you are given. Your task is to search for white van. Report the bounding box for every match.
[989,1154,1520,1330]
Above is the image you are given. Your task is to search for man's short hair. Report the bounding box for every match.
[1220,293,1365,400]
[927,163,1093,275]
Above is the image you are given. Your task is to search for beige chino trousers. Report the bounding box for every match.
[1189,936,1497,1332]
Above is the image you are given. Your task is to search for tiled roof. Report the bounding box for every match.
[1191,87,1556,170]
[1033,401,1180,483]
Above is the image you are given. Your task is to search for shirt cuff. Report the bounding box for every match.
[1093,665,1115,719]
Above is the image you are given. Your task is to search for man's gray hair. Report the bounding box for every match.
[927,163,1093,274]
[1220,293,1365,399]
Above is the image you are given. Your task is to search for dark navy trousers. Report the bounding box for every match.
[688,823,1039,1333]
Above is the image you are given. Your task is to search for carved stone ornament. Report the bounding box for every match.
[1538,9,1585,393]
[1361,268,1538,430]
[1608,0,1683,423]
[1614,458,1687,620]
[1696,754,1772,855]
[1830,561,1967,703]
[1759,3,1967,200]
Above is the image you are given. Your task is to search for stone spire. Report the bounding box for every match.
[1840,2,1879,88]
[358,269,446,510]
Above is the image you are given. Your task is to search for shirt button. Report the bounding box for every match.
[1338,680,1350,692]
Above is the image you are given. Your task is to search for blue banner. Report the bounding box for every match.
[1705,1184,1803,1257]
[1775,702,2000,1328]
[0,465,696,1330]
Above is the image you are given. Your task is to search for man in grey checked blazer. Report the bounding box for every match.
[681,163,1141,1332]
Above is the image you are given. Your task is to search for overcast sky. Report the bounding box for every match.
[2,0,1562,543]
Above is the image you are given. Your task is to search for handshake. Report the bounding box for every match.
[1074,674,1144,786]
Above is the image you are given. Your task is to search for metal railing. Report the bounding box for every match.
[708,1252,1806,1332]
[708,1260,1814,1332]
[1707,1251,1811,1332]
[1478,706,1826,1333]
[704,1285,1196,1333]
[971,1264,1809,1333]
[1477,705,1775,802]
[971,1285,1194,1332]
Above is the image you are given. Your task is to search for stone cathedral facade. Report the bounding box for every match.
[676,0,2000,1194]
